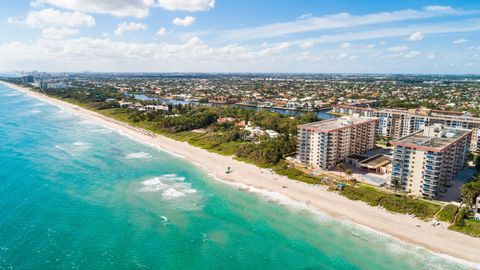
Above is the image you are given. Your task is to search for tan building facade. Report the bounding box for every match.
[297,116,377,169]
[333,105,480,152]
[391,124,471,199]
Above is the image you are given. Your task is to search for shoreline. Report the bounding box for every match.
[2,81,480,266]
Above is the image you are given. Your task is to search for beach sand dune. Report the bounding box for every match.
[3,81,480,265]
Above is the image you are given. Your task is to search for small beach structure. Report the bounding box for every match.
[359,154,391,174]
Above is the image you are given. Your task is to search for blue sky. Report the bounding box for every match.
[0,0,479,73]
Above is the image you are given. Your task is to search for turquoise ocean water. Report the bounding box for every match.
[0,83,475,269]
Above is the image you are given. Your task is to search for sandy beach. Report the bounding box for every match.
[2,81,480,266]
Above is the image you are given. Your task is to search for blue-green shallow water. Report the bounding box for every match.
[0,84,475,270]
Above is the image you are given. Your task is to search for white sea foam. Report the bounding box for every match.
[126,152,152,159]
[206,172,479,269]
[73,141,90,147]
[191,161,207,169]
[162,174,185,181]
[10,83,474,268]
[88,128,112,134]
[55,109,72,117]
[78,119,95,125]
[139,174,197,201]
[21,109,41,115]
[162,188,186,200]
[54,145,68,153]
[140,184,168,192]
[209,173,309,212]
[33,102,46,106]
[3,93,20,97]
[142,177,168,187]
[72,142,91,151]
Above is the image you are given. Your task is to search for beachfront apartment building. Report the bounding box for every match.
[297,116,377,169]
[332,105,480,152]
[391,124,471,199]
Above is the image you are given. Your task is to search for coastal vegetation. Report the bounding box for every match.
[436,204,459,223]
[448,173,480,237]
[7,80,474,234]
[339,185,441,220]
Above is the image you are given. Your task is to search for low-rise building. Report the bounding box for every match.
[391,124,471,199]
[119,101,133,108]
[145,105,169,111]
[297,115,378,169]
[243,123,279,139]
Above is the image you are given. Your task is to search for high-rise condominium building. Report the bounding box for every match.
[391,124,471,199]
[297,116,377,169]
[333,105,480,152]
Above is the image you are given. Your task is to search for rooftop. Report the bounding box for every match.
[300,115,377,132]
[360,154,391,168]
[394,125,471,151]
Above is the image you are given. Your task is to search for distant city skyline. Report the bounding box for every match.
[1,0,480,74]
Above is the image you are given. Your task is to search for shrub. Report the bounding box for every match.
[453,207,467,227]
[436,204,459,223]
[340,186,440,220]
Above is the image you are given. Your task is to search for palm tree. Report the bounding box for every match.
[336,162,344,171]
[460,179,480,207]
[391,178,400,195]
[345,169,352,180]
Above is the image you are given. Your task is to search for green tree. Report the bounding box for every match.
[337,162,344,171]
[345,169,352,180]
[391,178,401,195]
[460,178,480,207]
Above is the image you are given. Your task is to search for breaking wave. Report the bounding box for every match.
[139,174,196,201]
[125,152,152,159]
[88,128,112,134]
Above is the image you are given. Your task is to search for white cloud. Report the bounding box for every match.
[31,0,215,18]
[387,45,408,52]
[114,22,147,35]
[363,44,376,49]
[155,27,167,35]
[408,31,424,41]
[299,41,314,49]
[298,13,312,19]
[154,0,214,12]
[424,5,454,12]
[0,37,294,72]
[172,16,196,26]
[404,50,420,58]
[6,17,20,24]
[221,6,468,41]
[9,8,95,28]
[282,20,480,48]
[453,38,467,44]
[0,36,478,73]
[30,0,153,18]
[42,27,79,39]
[340,42,352,49]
